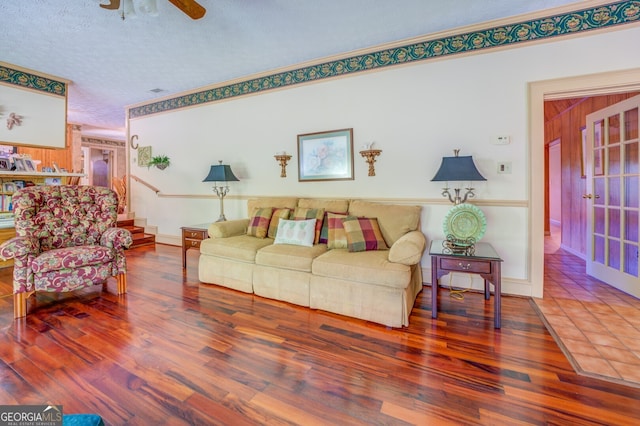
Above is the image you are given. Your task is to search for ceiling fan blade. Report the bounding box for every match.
[168,0,206,20]
[100,0,121,10]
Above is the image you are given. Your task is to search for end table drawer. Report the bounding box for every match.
[440,258,491,274]
[185,239,202,249]
[185,229,207,240]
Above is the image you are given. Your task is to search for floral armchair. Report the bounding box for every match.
[0,185,133,318]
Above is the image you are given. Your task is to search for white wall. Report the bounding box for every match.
[127,24,640,297]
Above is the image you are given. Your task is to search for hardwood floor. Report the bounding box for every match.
[1,244,640,425]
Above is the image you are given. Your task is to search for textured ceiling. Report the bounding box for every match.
[0,0,582,139]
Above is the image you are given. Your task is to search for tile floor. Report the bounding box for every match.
[534,226,640,388]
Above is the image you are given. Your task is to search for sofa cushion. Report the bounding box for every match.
[292,207,325,244]
[267,208,291,238]
[256,242,327,272]
[247,197,298,216]
[274,219,316,247]
[247,207,273,238]
[298,198,349,214]
[312,249,410,288]
[32,245,115,274]
[388,230,426,265]
[200,235,273,263]
[326,212,349,249]
[342,216,388,252]
[348,200,421,246]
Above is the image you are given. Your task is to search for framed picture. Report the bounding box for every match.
[24,159,36,172]
[13,158,26,171]
[13,180,24,189]
[297,128,354,182]
[2,182,15,193]
[138,146,152,167]
[0,157,10,171]
[0,146,17,157]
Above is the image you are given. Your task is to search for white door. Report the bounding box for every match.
[585,95,639,297]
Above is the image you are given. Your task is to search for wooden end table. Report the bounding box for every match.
[430,239,503,328]
[181,223,210,268]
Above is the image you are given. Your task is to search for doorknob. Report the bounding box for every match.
[582,194,601,199]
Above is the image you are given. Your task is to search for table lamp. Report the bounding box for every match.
[203,161,239,221]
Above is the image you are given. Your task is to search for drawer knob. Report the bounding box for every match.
[458,262,472,270]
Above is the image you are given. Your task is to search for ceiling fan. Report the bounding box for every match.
[100,0,206,20]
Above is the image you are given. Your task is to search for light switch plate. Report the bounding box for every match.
[495,135,511,145]
[497,161,512,174]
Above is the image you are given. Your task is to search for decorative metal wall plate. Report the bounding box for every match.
[443,203,486,245]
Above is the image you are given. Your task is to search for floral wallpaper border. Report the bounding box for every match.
[0,65,66,97]
[130,1,639,120]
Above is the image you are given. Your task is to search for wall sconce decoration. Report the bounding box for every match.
[431,149,486,205]
[6,113,22,130]
[203,161,239,222]
[359,143,382,176]
[274,151,292,178]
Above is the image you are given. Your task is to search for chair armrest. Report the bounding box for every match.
[388,230,426,265]
[101,227,133,250]
[0,236,39,260]
[208,219,249,239]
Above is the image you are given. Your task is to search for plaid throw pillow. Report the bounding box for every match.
[327,212,349,249]
[267,208,291,239]
[247,207,273,238]
[342,216,389,252]
[292,207,325,244]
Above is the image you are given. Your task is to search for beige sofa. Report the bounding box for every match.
[198,197,426,327]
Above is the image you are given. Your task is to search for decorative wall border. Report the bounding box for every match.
[0,64,66,97]
[129,1,640,119]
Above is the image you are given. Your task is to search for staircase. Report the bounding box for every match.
[117,218,156,248]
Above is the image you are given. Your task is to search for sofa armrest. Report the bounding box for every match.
[0,236,39,261]
[208,219,249,239]
[388,230,426,265]
[102,227,134,250]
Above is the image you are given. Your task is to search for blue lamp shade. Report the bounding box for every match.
[431,155,486,182]
[202,163,239,182]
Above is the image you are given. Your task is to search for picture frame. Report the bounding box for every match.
[24,159,36,172]
[0,157,10,171]
[13,180,24,190]
[297,128,354,182]
[13,158,26,171]
[2,182,15,193]
[0,146,17,157]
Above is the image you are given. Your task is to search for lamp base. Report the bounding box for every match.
[216,214,227,222]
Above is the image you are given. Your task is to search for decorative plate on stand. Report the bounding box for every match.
[443,203,486,246]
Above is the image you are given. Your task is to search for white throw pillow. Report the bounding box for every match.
[274,219,316,247]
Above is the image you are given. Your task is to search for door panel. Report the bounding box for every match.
[585,95,640,297]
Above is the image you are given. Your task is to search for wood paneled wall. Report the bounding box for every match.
[544,92,639,256]
[17,123,75,172]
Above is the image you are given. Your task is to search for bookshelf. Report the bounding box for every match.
[0,171,84,268]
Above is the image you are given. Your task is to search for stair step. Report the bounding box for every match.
[117,219,156,248]
[130,233,156,248]
[119,225,146,235]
